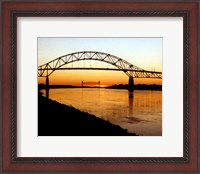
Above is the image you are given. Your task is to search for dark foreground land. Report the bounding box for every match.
[38,94,137,136]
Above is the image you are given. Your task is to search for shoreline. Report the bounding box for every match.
[38,84,162,91]
[38,94,137,136]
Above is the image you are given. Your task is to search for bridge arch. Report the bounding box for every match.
[38,51,149,78]
[38,51,162,91]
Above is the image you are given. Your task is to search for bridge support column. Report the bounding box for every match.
[128,77,134,91]
[45,76,49,98]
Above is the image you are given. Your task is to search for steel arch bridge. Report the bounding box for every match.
[38,51,162,78]
[38,51,162,90]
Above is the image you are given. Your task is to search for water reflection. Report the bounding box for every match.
[128,91,134,115]
[45,88,49,99]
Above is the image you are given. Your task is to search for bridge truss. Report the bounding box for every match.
[38,51,162,79]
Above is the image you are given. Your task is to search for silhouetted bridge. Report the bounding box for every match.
[38,51,162,91]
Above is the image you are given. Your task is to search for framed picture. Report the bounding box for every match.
[1,0,199,173]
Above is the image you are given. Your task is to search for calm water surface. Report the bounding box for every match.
[42,88,162,136]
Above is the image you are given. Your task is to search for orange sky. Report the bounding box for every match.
[38,38,162,86]
[38,70,162,86]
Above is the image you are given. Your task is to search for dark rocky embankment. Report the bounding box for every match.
[38,95,137,136]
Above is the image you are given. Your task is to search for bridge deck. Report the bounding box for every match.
[38,67,162,74]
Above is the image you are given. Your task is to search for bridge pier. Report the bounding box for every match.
[128,77,134,91]
[45,76,49,98]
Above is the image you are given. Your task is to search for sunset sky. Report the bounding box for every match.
[38,38,162,86]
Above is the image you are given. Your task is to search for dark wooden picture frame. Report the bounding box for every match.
[1,0,199,173]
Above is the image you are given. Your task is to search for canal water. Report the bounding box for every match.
[41,88,162,136]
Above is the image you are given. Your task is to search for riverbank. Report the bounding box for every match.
[38,94,137,136]
[38,84,162,90]
[106,84,162,90]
